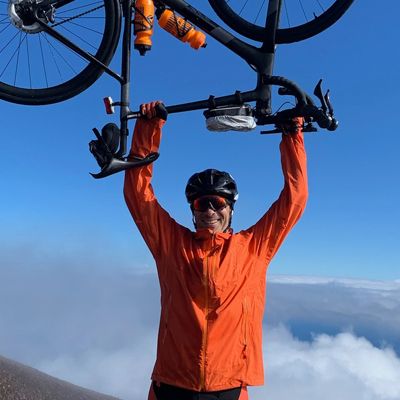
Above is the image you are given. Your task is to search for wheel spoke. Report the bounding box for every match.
[209,0,353,43]
[283,1,291,27]
[254,0,266,25]
[38,33,49,87]
[0,30,25,79]
[298,0,308,21]
[44,34,79,75]
[13,32,23,85]
[43,34,65,81]
[58,23,99,51]
[0,0,109,90]
[25,36,32,88]
[217,0,342,30]
[56,17,105,35]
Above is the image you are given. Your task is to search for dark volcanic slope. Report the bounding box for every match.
[0,355,122,400]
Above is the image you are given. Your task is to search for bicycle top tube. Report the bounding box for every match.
[156,0,284,114]
[159,0,280,73]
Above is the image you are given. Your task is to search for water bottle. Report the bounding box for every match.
[157,9,206,49]
[134,0,155,55]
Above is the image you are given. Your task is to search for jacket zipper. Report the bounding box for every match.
[200,234,215,390]
[200,255,209,390]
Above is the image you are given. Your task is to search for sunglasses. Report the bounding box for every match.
[192,195,229,212]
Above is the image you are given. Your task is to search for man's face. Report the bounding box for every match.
[192,196,232,233]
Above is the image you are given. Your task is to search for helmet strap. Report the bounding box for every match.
[192,214,197,230]
[226,209,234,231]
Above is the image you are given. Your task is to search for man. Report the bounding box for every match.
[124,101,308,400]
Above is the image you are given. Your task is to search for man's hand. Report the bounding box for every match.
[278,117,304,135]
[140,101,168,121]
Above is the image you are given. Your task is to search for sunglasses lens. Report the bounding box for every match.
[193,196,227,212]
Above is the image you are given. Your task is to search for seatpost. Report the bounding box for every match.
[118,0,134,157]
[256,0,282,116]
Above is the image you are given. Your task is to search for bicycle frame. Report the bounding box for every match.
[34,0,335,178]
[93,0,292,157]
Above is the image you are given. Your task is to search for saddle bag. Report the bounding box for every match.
[204,104,256,132]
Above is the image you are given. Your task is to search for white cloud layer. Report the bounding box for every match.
[1,252,400,400]
[35,326,400,400]
[259,326,400,400]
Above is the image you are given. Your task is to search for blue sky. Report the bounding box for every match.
[1,1,400,399]
[1,0,398,281]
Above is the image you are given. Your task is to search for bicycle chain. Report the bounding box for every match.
[51,4,104,28]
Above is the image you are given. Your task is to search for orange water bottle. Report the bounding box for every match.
[157,9,206,49]
[134,0,155,55]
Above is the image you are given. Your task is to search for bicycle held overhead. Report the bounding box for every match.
[1,0,355,178]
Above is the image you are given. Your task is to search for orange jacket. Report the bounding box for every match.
[124,118,308,392]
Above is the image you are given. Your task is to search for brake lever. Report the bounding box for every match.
[313,79,328,113]
[312,80,340,131]
[323,89,339,130]
[324,89,334,116]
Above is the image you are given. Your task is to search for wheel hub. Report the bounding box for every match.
[8,0,53,33]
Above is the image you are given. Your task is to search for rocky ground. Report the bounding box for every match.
[0,355,122,400]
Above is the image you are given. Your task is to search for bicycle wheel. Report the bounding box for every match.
[208,0,354,43]
[0,0,121,105]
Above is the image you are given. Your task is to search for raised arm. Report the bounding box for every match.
[244,118,308,262]
[123,103,184,260]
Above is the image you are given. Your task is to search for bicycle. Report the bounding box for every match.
[1,0,355,178]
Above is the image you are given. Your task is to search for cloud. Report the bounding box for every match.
[266,275,400,353]
[1,250,400,400]
[37,341,156,400]
[254,326,400,400]
[34,327,400,400]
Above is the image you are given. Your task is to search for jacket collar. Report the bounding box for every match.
[194,227,233,241]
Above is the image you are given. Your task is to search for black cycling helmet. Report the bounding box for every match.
[185,168,239,204]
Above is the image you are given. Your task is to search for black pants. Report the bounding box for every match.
[152,382,242,400]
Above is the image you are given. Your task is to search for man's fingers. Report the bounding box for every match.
[140,101,162,119]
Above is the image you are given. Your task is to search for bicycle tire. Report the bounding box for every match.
[0,0,121,105]
[208,0,354,43]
